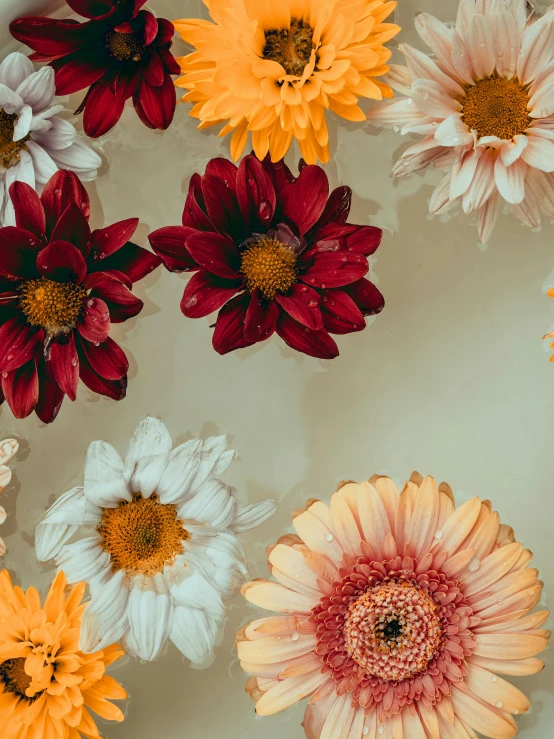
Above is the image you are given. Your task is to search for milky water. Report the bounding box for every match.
[1,0,553,736]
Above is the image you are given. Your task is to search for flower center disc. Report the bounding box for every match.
[263,18,314,76]
[98,494,189,576]
[0,110,28,170]
[19,278,86,335]
[462,76,530,140]
[0,658,33,698]
[240,237,297,299]
[344,581,443,682]
[105,29,145,62]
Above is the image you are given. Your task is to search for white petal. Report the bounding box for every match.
[529,81,554,118]
[211,448,235,478]
[127,588,173,661]
[494,11,520,78]
[184,527,247,600]
[35,487,101,562]
[476,190,500,243]
[501,134,528,166]
[0,53,34,90]
[170,605,217,666]
[25,141,57,185]
[5,148,34,190]
[382,64,412,96]
[414,13,462,83]
[462,151,496,213]
[179,479,236,528]
[411,79,460,118]
[510,186,541,227]
[123,417,172,497]
[55,536,111,588]
[494,157,527,204]
[367,98,429,129]
[449,32,475,85]
[16,66,54,113]
[0,439,18,466]
[79,570,130,653]
[465,14,496,80]
[456,0,478,37]
[49,136,101,175]
[13,105,32,142]
[450,148,482,198]
[521,133,554,171]
[31,116,76,151]
[434,113,472,146]
[170,565,226,619]
[0,83,23,114]
[84,440,130,508]
[0,506,6,525]
[231,499,278,533]
[526,168,554,217]
[399,43,464,98]
[518,14,554,85]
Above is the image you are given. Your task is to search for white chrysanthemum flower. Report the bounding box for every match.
[0,438,19,556]
[0,51,101,225]
[35,417,278,665]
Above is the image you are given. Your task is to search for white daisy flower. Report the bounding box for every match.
[0,51,101,226]
[0,438,19,556]
[35,417,278,665]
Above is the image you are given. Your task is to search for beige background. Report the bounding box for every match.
[1,0,553,736]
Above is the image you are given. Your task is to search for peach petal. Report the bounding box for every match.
[255,669,328,716]
[451,687,517,739]
[463,542,523,597]
[293,509,344,565]
[358,481,392,559]
[466,512,500,560]
[473,633,549,660]
[401,705,427,738]
[431,497,481,556]
[468,654,545,676]
[241,580,319,614]
[237,633,316,664]
[465,663,530,714]
[330,492,362,557]
[409,475,440,559]
[320,692,356,738]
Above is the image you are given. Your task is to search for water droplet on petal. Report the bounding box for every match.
[434,530,443,540]
[6,354,13,361]
[186,296,198,308]
[1,372,7,379]
[422,91,429,100]
[453,137,460,143]
[378,727,384,736]
[363,728,369,737]
[491,676,497,682]
[468,557,480,572]
[291,631,299,641]
[93,341,100,346]
[393,125,400,133]
[71,357,78,366]
[407,98,413,104]
[87,299,95,308]
[307,300,318,308]
[496,701,503,709]
[527,588,535,595]
[91,316,97,322]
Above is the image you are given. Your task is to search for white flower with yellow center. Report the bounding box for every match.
[0,438,18,556]
[35,418,278,665]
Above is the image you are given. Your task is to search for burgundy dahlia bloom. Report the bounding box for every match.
[149,156,384,359]
[10,0,180,138]
[0,170,160,422]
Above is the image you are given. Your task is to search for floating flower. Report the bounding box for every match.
[0,51,101,226]
[149,155,384,359]
[10,0,180,138]
[0,439,18,556]
[367,0,554,242]
[238,472,549,738]
[0,170,160,422]
[0,569,127,738]
[35,417,277,664]
[173,0,400,164]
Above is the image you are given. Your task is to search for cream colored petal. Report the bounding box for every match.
[451,687,517,739]
[373,476,400,533]
[437,490,455,529]
[442,549,476,578]
[241,580,319,614]
[269,544,324,597]
[279,652,324,678]
[321,692,356,739]
[302,686,339,739]
[330,492,362,557]
[244,616,300,639]
[435,695,455,725]
[464,663,530,715]
[473,632,549,660]
[468,654,545,676]
[432,497,482,556]
[418,701,440,738]
[358,481,391,559]
[401,706,427,738]
[463,542,523,597]
[394,484,413,555]
[237,633,316,664]
[471,568,538,614]
[466,512,500,559]
[475,609,549,635]
[255,670,328,716]
[437,716,473,739]
[336,482,361,526]
[408,475,440,559]
[293,509,344,565]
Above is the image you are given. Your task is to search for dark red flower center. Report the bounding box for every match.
[104,28,145,62]
[19,278,85,335]
[0,110,29,170]
[0,658,33,699]
[263,18,314,76]
[240,237,297,299]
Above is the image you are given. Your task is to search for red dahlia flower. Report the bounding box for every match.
[149,156,384,359]
[0,170,160,422]
[10,0,180,138]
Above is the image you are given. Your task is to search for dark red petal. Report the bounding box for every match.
[41,170,90,234]
[186,231,240,279]
[343,278,385,316]
[54,54,109,96]
[88,242,160,282]
[79,335,128,380]
[212,294,251,355]
[2,360,39,419]
[77,296,110,342]
[309,187,352,234]
[345,226,383,256]
[10,182,46,240]
[180,271,240,318]
[302,252,368,289]
[36,356,64,423]
[154,18,175,46]
[140,11,158,46]
[260,155,294,203]
[276,314,339,360]
[281,165,329,235]
[142,51,165,86]
[50,333,79,401]
[182,174,213,231]
[157,46,180,75]
[0,317,42,373]
[114,67,141,99]
[321,289,366,335]
[50,203,91,253]
[201,174,243,241]
[135,74,176,130]
[275,284,323,330]
[89,218,139,260]
[37,241,88,283]
[237,155,276,232]
[244,290,279,343]
[0,227,42,279]
[85,270,132,290]
[149,225,198,271]
[132,90,156,129]
[83,79,126,137]
[89,280,143,323]
[131,0,149,17]
[9,18,86,58]
[66,0,116,19]
[77,339,127,400]
[205,158,238,197]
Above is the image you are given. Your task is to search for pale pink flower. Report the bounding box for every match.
[367,0,554,242]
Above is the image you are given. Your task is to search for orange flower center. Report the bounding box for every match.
[263,18,314,76]
[0,109,29,170]
[0,658,34,699]
[344,581,443,682]
[19,278,86,335]
[105,29,145,62]
[98,494,189,576]
[462,76,530,140]
[240,237,297,299]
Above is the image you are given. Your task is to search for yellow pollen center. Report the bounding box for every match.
[240,237,297,300]
[462,76,531,140]
[98,494,189,576]
[0,658,33,698]
[0,110,29,170]
[19,278,86,335]
[105,29,145,62]
[263,18,315,76]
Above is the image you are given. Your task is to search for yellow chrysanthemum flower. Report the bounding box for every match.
[0,570,127,739]
[174,0,400,164]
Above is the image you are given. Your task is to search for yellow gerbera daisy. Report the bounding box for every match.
[174,0,400,164]
[0,570,127,739]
